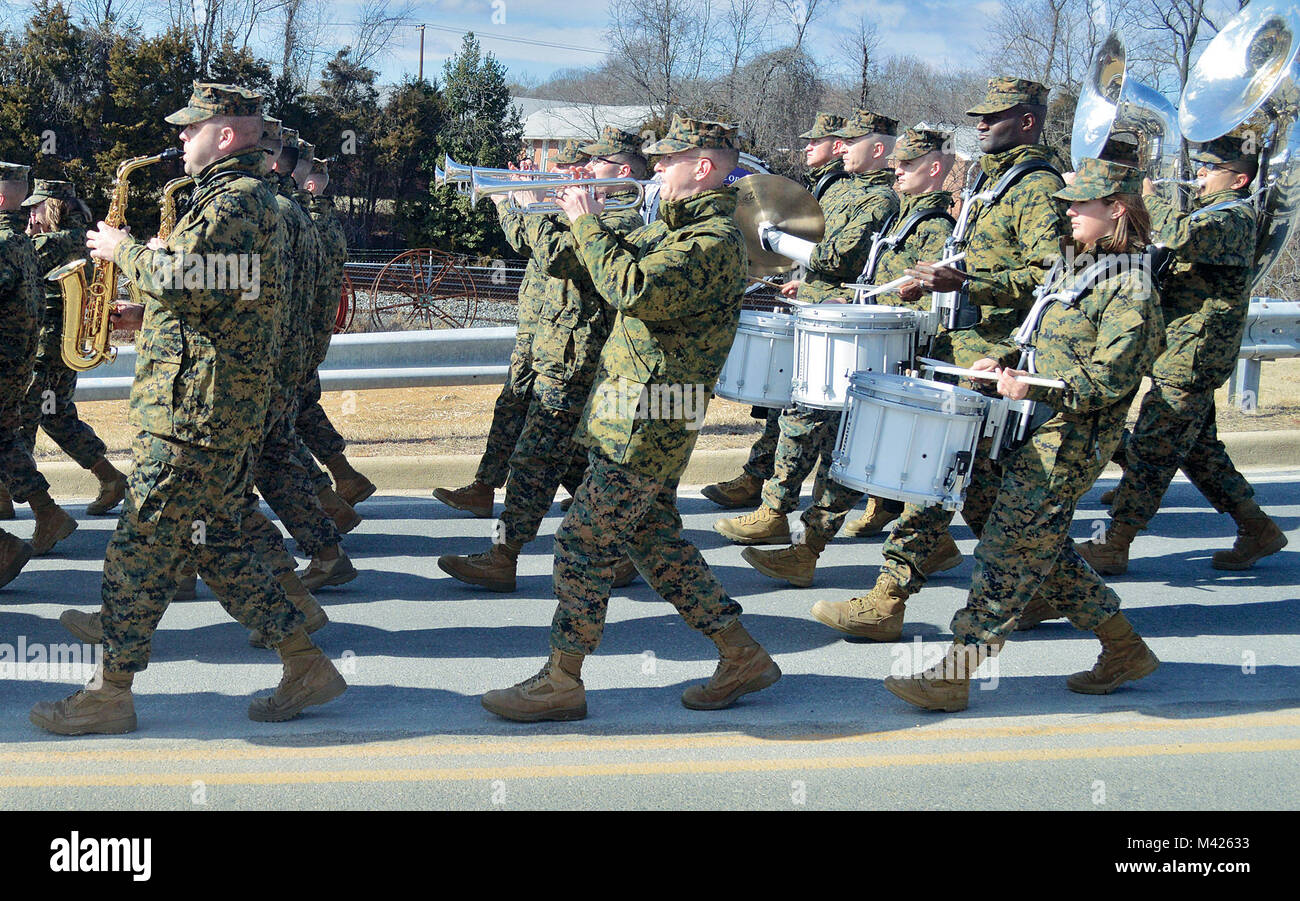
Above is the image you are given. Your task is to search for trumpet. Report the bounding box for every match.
[1152,177,1204,189]
[469,170,644,214]
[435,154,571,195]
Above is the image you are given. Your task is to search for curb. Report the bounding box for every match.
[33,429,1300,500]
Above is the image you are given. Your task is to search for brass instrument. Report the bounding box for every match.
[48,148,182,371]
[468,170,645,214]
[157,176,193,240]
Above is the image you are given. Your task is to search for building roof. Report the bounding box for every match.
[512,96,654,142]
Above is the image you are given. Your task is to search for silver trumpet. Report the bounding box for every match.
[435,154,570,196]
[1152,177,1204,188]
[469,169,644,214]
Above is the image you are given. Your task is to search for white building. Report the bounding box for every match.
[512,97,654,168]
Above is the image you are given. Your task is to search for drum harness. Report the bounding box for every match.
[860,205,957,289]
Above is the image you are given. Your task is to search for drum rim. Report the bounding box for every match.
[795,304,919,324]
[847,370,988,414]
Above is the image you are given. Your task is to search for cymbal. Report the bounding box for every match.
[733,174,825,277]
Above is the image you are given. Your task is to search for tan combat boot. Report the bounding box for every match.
[30,493,77,555]
[317,486,362,534]
[843,497,900,538]
[1016,595,1063,631]
[611,554,639,589]
[740,531,828,588]
[85,458,128,516]
[884,642,998,712]
[248,628,348,722]
[326,453,376,507]
[174,565,198,601]
[714,504,790,545]
[701,472,763,509]
[1075,521,1138,576]
[59,608,103,643]
[0,532,32,589]
[920,532,963,575]
[481,648,587,722]
[810,573,909,640]
[29,671,137,735]
[1066,612,1159,694]
[249,571,329,648]
[438,542,520,593]
[298,547,358,591]
[433,480,495,518]
[1212,500,1288,571]
[681,620,782,710]
[0,484,13,520]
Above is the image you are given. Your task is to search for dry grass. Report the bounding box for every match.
[43,357,1300,461]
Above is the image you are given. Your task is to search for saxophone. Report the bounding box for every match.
[157,175,193,240]
[48,147,182,372]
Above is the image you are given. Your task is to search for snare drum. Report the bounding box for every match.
[791,305,918,410]
[830,371,989,510]
[715,310,796,407]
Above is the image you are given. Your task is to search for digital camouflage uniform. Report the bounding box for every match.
[100,132,302,672]
[1106,175,1257,532]
[21,184,109,469]
[550,164,748,655]
[949,159,1164,644]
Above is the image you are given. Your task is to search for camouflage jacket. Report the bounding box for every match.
[308,194,348,368]
[32,220,89,360]
[275,172,320,388]
[943,143,1068,368]
[868,190,953,309]
[800,165,898,304]
[0,211,41,379]
[522,192,643,401]
[1147,187,1256,392]
[498,205,549,352]
[571,188,747,480]
[114,148,285,451]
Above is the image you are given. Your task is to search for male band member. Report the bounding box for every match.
[742,126,961,587]
[32,83,346,734]
[1078,134,1286,574]
[438,126,645,592]
[714,109,900,546]
[20,180,128,518]
[290,155,377,515]
[482,117,780,721]
[701,112,844,510]
[811,77,1070,640]
[0,163,78,562]
[434,139,591,518]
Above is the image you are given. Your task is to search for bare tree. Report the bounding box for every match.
[351,0,417,70]
[835,14,879,107]
[606,0,715,118]
[772,0,826,53]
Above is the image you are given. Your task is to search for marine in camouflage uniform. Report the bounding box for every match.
[33,84,346,735]
[438,128,644,592]
[482,117,781,722]
[741,127,959,587]
[886,157,1163,711]
[1078,134,1286,574]
[0,163,79,568]
[432,140,591,519]
[18,180,128,518]
[811,78,1070,641]
[714,109,899,546]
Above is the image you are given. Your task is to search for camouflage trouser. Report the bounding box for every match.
[1110,381,1253,531]
[499,376,590,546]
[742,409,782,480]
[950,418,1122,645]
[759,406,838,513]
[551,451,742,655]
[296,371,345,492]
[241,384,340,565]
[476,336,537,488]
[21,351,108,470]
[0,317,48,502]
[101,432,303,673]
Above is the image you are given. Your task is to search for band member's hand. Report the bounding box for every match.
[109,302,144,332]
[826,296,848,304]
[778,279,802,297]
[1142,177,1156,197]
[146,237,166,251]
[905,261,966,293]
[970,357,1000,372]
[898,279,923,303]
[555,185,601,220]
[87,221,130,261]
[997,366,1031,400]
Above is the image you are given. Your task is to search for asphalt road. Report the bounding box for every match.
[1,472,1297,811]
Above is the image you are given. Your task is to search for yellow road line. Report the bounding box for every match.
[5,712,1299,765]
[1,738,1297,788]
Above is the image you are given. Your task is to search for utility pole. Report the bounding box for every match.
[416,24,426,81]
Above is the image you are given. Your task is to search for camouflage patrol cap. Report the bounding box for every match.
[642,116,739,155]
[799,112,846,140]
[260,117,283,153]
[833,110,899,139]
[1099,133,1142,168]
[280,126,300,146]
[1053,156,1144,201]
[311,158,329,176]
[889,127,953,162]
[165,82,263,125]
[296,138,315,161]
[581,126,642,157]
[966,76,1050,115]
[20,178,77,207]
[552,139,590,166]
[0,162,30,182]
[1190,134,1256,171]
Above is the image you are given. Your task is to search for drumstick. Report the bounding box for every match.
[916,357,1066,389]
[846,252,967,301]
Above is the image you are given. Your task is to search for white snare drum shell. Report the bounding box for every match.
[791,305,919,410]
[715,310,796,408]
